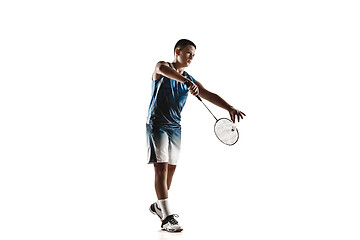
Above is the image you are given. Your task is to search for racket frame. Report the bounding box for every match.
[214,118,239,146]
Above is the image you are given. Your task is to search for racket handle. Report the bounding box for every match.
[184,80,202,101]
[184,80,191,87]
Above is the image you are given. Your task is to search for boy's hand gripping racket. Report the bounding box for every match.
[194,95,239,145]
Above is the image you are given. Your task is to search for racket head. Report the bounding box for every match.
[214,118,239,146]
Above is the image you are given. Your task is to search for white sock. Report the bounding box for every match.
[157,199,172,220]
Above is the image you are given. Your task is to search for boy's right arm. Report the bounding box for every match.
[153,61,199,95]
[153,61,187,83]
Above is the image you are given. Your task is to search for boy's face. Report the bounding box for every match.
[176,45,196,67]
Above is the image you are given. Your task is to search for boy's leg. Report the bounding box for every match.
[151,163,176,220]
[167,164,176,190]
[153,163,177,196]
[167,127,180,190]
[154,162,174,220]
[150,128,182,231]
[154,162,168,199]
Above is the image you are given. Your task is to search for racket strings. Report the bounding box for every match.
[214,118,239,145]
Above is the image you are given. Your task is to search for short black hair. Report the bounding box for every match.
[174,39,196,52]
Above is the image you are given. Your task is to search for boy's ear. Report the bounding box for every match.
[175,48,180,55]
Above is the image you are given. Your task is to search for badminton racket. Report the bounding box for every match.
[185,81,239,145]
[194,95,239,145]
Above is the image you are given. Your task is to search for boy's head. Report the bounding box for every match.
[174,39,196,53]
[174,39,196,67]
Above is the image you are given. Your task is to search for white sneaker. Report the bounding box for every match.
[161,214,183,232]
[149,202,163,220]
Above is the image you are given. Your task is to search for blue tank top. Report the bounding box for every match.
[146,63,196,128]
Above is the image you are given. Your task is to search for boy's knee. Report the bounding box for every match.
[154,163,168,176]
[168,164,176,172]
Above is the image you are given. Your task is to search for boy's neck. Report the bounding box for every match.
[171,61,186,75]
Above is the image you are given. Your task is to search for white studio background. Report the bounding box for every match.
[0,0,359,240]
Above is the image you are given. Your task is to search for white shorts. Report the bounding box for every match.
[146,124,181,165]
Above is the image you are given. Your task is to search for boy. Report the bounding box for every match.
[146,39,245,232]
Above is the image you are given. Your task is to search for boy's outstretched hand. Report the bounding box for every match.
[228,107,246,123]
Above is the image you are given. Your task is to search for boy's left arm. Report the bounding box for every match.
[195,81,246,122]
